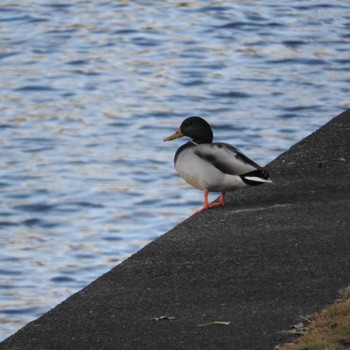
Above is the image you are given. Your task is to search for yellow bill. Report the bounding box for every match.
[163,128,184,141]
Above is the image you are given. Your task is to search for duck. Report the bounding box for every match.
[163,116,272,212]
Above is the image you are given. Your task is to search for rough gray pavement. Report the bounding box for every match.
[1,109,350,350]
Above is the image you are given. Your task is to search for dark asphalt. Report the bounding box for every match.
[1,109,350,350]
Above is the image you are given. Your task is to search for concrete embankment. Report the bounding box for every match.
[1,109,350,350]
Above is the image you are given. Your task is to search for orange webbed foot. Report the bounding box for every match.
[194,205,208,214]
[194,191,225,214]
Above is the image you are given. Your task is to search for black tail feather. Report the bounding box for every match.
[240,169,271,186]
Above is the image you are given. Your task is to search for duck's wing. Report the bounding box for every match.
[194,142,261,175]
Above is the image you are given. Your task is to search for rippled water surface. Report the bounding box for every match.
[1,0,350,340]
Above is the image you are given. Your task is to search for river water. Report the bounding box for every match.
[1,0,349,340]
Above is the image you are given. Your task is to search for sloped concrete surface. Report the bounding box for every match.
[1,109,350,350]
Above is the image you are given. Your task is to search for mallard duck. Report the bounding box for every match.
[164,116,272,212]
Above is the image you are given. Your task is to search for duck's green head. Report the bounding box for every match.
[164,116,213,144]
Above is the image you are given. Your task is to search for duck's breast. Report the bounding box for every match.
[174,146,226,191]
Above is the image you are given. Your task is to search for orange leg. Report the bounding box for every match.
[208,192,225,208]
[195,191,225,213]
